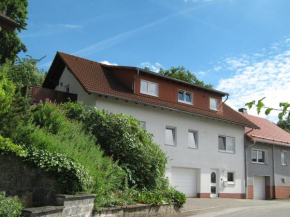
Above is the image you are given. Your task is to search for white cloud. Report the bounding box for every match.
[100,60,118,66]
[213,66,222,71]
[198,71,207,75]
[141,62,163,72]
[58,24,82,29]
[216,38,290,122]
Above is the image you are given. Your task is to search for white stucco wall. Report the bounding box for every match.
[55,67,246,195]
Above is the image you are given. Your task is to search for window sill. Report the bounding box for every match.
[178,100,193,105]
[140,91,158,97]
[227,182,235,185]
[252,162,266,165]
[218,150,235,154]
[210,108,219,111]
[165,143,176,147]
[188,146,198,149]
[282,164,287,166]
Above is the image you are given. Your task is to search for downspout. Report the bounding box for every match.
[272,144,276,199]
[244,128,254,199]
[218,94,229,109]
[132,69,140,92]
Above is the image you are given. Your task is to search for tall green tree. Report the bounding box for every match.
[0,0,28,64]
[159,66,213,88]
[7,56,46,89]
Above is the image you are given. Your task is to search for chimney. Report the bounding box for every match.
[239,108,248,114]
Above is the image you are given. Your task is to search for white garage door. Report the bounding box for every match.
[171,167,197,197]
[254,176,266,200]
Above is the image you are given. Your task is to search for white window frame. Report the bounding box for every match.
[227,171,235,184]
[165,126,176,146]
[218,135,235,153]
[210,98,219,111]
[281,151,287,166]
[140,79,158,97]
[251,149,267,164]
[178,89,193,105]
[188,130,198,149]
[65,85,70,93]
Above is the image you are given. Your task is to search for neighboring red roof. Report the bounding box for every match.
[44,52,258,129]
[240,113,290,146]
[0,11,19,28]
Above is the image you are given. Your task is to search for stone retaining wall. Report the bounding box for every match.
[0,154,59,207]
[22,194,179,217]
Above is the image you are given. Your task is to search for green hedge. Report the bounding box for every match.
[0,192,23,217]
[60,102,168,190]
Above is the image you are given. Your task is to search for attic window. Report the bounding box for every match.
[65,85,70,93]
[210,98,218,111]
[178,90,193,104]
[140,80,158,97]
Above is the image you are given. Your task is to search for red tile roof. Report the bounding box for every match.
[44,52,259,129]
[240,113,290,146]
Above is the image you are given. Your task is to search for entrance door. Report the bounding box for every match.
[210,170,218,198]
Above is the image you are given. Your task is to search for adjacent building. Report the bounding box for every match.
[43,52,259,199]
[240,109,290,199]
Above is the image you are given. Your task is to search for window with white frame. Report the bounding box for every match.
[252,149,266,163]
[210,98,218,111]
[178,90,193,104]
[140,80,158,96]
[281,151,287,166]
[165,127,176,146]
[218,136,235,153]
[140,121,146,130]
[188,130,198,148]
[227,172,235,184]
[65,85,70,93]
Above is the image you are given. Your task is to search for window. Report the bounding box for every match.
[252,150,266,163]
[210,98,218,111]
[227,172,235,184]
[178,90,193,104]
[188,130,198,148]
[165,127,176,146]
[281,151,287,166]
[140,80,158,96]
[218,136,235,153]
[140,121,146,130]
[65,85,70,93]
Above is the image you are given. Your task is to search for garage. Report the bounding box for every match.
[171,167,197,197]
[254,176,266,200]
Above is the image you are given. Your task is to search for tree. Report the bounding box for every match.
[158,66,213,88]
[0,0,28,64]
[245,97,290,132]
[0,64,15,115]
[7,56,46,89]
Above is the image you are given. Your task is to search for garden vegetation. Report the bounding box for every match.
[0,63,186,211]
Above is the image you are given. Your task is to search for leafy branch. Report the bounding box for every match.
[245,97,290,120]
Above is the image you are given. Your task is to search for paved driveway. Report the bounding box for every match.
[161,198,290,217]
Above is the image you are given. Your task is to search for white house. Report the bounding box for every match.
[43,52,258,198]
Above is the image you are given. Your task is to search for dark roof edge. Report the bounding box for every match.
[252,139,290,147]
[89,90,259,129]
[0,13,20,27]
[101,65,228,96]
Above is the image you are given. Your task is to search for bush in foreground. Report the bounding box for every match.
[0,192,23,217]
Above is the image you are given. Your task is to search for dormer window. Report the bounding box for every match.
[178,90,193,104]
[141,80,158,97]
[210,98,218,111]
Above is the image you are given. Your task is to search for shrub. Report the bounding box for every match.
[60,102,168,190]
[0,192,23,217]
[8,101,127,207]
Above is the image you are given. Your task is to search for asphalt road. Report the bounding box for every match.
[159,198,290,217]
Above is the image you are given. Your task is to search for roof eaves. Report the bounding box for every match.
[252,138,290,147]
[0,12,20,27]
[88,90,258,129]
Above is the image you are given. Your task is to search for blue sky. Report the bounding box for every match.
[19,0,290,121]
